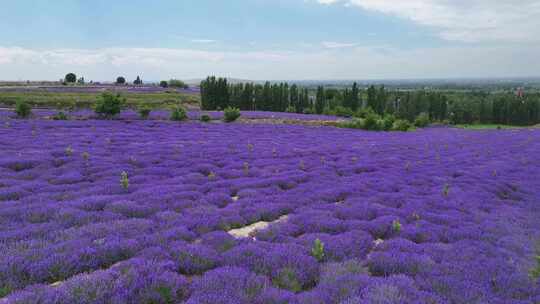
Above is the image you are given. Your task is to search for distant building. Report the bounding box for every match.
[516,87,525,99]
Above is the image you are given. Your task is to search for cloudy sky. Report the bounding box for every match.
[1,0,539,81]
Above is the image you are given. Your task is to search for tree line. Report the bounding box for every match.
[201,76,540,126]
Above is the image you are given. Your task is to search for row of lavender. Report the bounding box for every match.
[1,117,539,303]
[0,109,344,122]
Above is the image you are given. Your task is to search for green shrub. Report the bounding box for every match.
[53,111,68,120]
[0,286,12,298]
[120,171,129,190]
[354,107,376,119]
[169,79,188,89]
[414,112,430,128]
[272,268,302,292]
[322,107,334,116]
[138,104,152,119]
[363,112,381,131]
[15,100,32,118]
[530,256,540,279]
[338,118,364,129]
[334,106,353,117]
[285,106,296,113]
[200,114,211,122]
[392,119,412,131]
[170,106,188,121]
[381,115,395,131]
[303,108,315,115]
[58,100,76,112]
[223,107,241,122]
[95,92,124,118]
[392,219,402,233]
[311,239,325,262]
[159,80,168,88]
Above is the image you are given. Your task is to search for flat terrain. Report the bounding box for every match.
[0,85,200,109]
[0,114,539,303]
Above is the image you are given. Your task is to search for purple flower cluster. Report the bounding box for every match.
[1,115,540,303]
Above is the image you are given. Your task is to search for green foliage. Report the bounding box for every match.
[64,73,77,83]
[354,107,376,119]
[303,107,315,115]
[223,107,241,122]
[159,80,168,88]
[381,114,396,131]
[120,171,129,190]
[363,112,382,131]
[116,76,126,84]
[94,92,125,118]
[272,268,302,292]
[285,105,296,113]
[315,86,326,114]
[133,76,142,85]
[52,111,68,120]
[322,107,333,116]
[200,76,229,110]
[0,90,199,110]
[168,79,188,89]
[311,239,325,262]
[196,76,540,126]
[333,106,354,117]
[200,114,211,122]
[414,112,430,128]
[530,256,540,279]
[15,100,31,118]
[392,119,412,132]
[392,219,402,233]
[338,118,364,130]
[137,103,152,119]
[339,113,414,133]
[170,106,188,121]
[0,286,12,298]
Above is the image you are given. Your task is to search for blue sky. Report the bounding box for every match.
[1,0,539,81]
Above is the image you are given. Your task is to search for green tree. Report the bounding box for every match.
[351,82,360,111]
[376,86,387,115]
[64,73,77,83]
[95,92,125,118]
[367,85,377,112]
[169,79,188,89]
[315,86,325,114]
[133,76,143,85]
[116,76,126,85]
[15,100,32,118]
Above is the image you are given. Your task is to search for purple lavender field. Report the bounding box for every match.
[1,116,540,303]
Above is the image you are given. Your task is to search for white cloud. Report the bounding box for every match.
[316,0,540,43]
[1,44,539,81]
[322,41,358,49]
